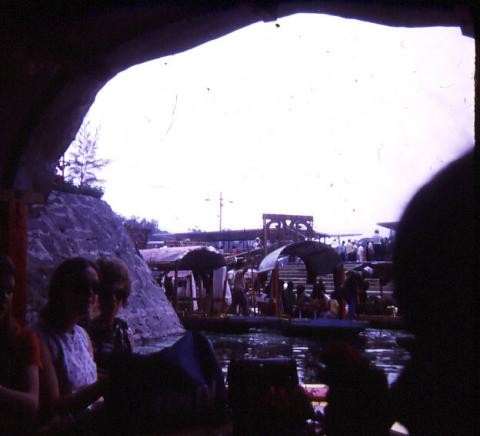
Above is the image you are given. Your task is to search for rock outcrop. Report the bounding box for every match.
[27,190,184,340]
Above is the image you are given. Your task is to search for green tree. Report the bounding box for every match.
[65,118,110,187]
[121,215,165,249]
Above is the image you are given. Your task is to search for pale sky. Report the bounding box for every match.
[74,13,474,238]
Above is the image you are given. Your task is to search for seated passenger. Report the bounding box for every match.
[0,255,41,435]
[294,285,309,317]
[35,258,227,434]
[85,258,133,372]
[340,271,367,319]
[311,279,330,315]
[34,257,106,427]
[324,297,340,319]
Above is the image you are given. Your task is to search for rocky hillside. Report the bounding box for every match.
[27,190,184,340]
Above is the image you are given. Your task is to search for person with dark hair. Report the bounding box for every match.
[345,239,355,261]
[390,150,475,435]
[0,255,42,435]
[34,257,106,427]
[85,258,134,372]
[163,274,175,303]
[227,265,250,316]
[339,240,346,261]
[340,271,369,320]
[294,284,309,317]
[366,240,375,261]
[311,278,330,316]
[372,229,382,260]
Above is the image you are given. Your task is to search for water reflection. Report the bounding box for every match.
[138,328,412,386]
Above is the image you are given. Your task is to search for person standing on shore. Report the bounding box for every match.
[372,229,382,260]
[357,242,365,262]
[367,241,375,261]
[345,240,354,262]
[339,241,346,261]
[227,265,249,316]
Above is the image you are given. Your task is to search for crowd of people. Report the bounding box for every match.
[273,272,373,320]
[224,269,375,321]
[331,233,393,262]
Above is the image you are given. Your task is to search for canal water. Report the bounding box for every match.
[138,328,412,386]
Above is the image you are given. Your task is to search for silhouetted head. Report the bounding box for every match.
[392,150,475,434]
[393,150,474,357]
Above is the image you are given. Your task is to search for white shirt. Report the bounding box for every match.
[35,323,97,395]
[372,234,382,245]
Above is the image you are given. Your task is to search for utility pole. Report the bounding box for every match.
[219,192,223,232]
[205,192,233,231]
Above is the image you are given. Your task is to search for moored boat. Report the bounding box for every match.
[180,313,369,338]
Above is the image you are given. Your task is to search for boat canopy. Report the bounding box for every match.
[140,245,225,271]
[258,241,342,281]
[177,248,226,271]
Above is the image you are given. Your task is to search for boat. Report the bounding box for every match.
[180,313,369,339]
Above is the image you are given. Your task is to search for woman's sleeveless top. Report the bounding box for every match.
[35,322,97,395]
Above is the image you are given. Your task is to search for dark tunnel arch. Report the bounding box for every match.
[1,0,477,196]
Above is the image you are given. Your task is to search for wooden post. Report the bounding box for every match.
[263,216,268,257]
[0,189,43,326]
[274,265,280,318]
[174,268,179,312]
[251,266,256,316]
